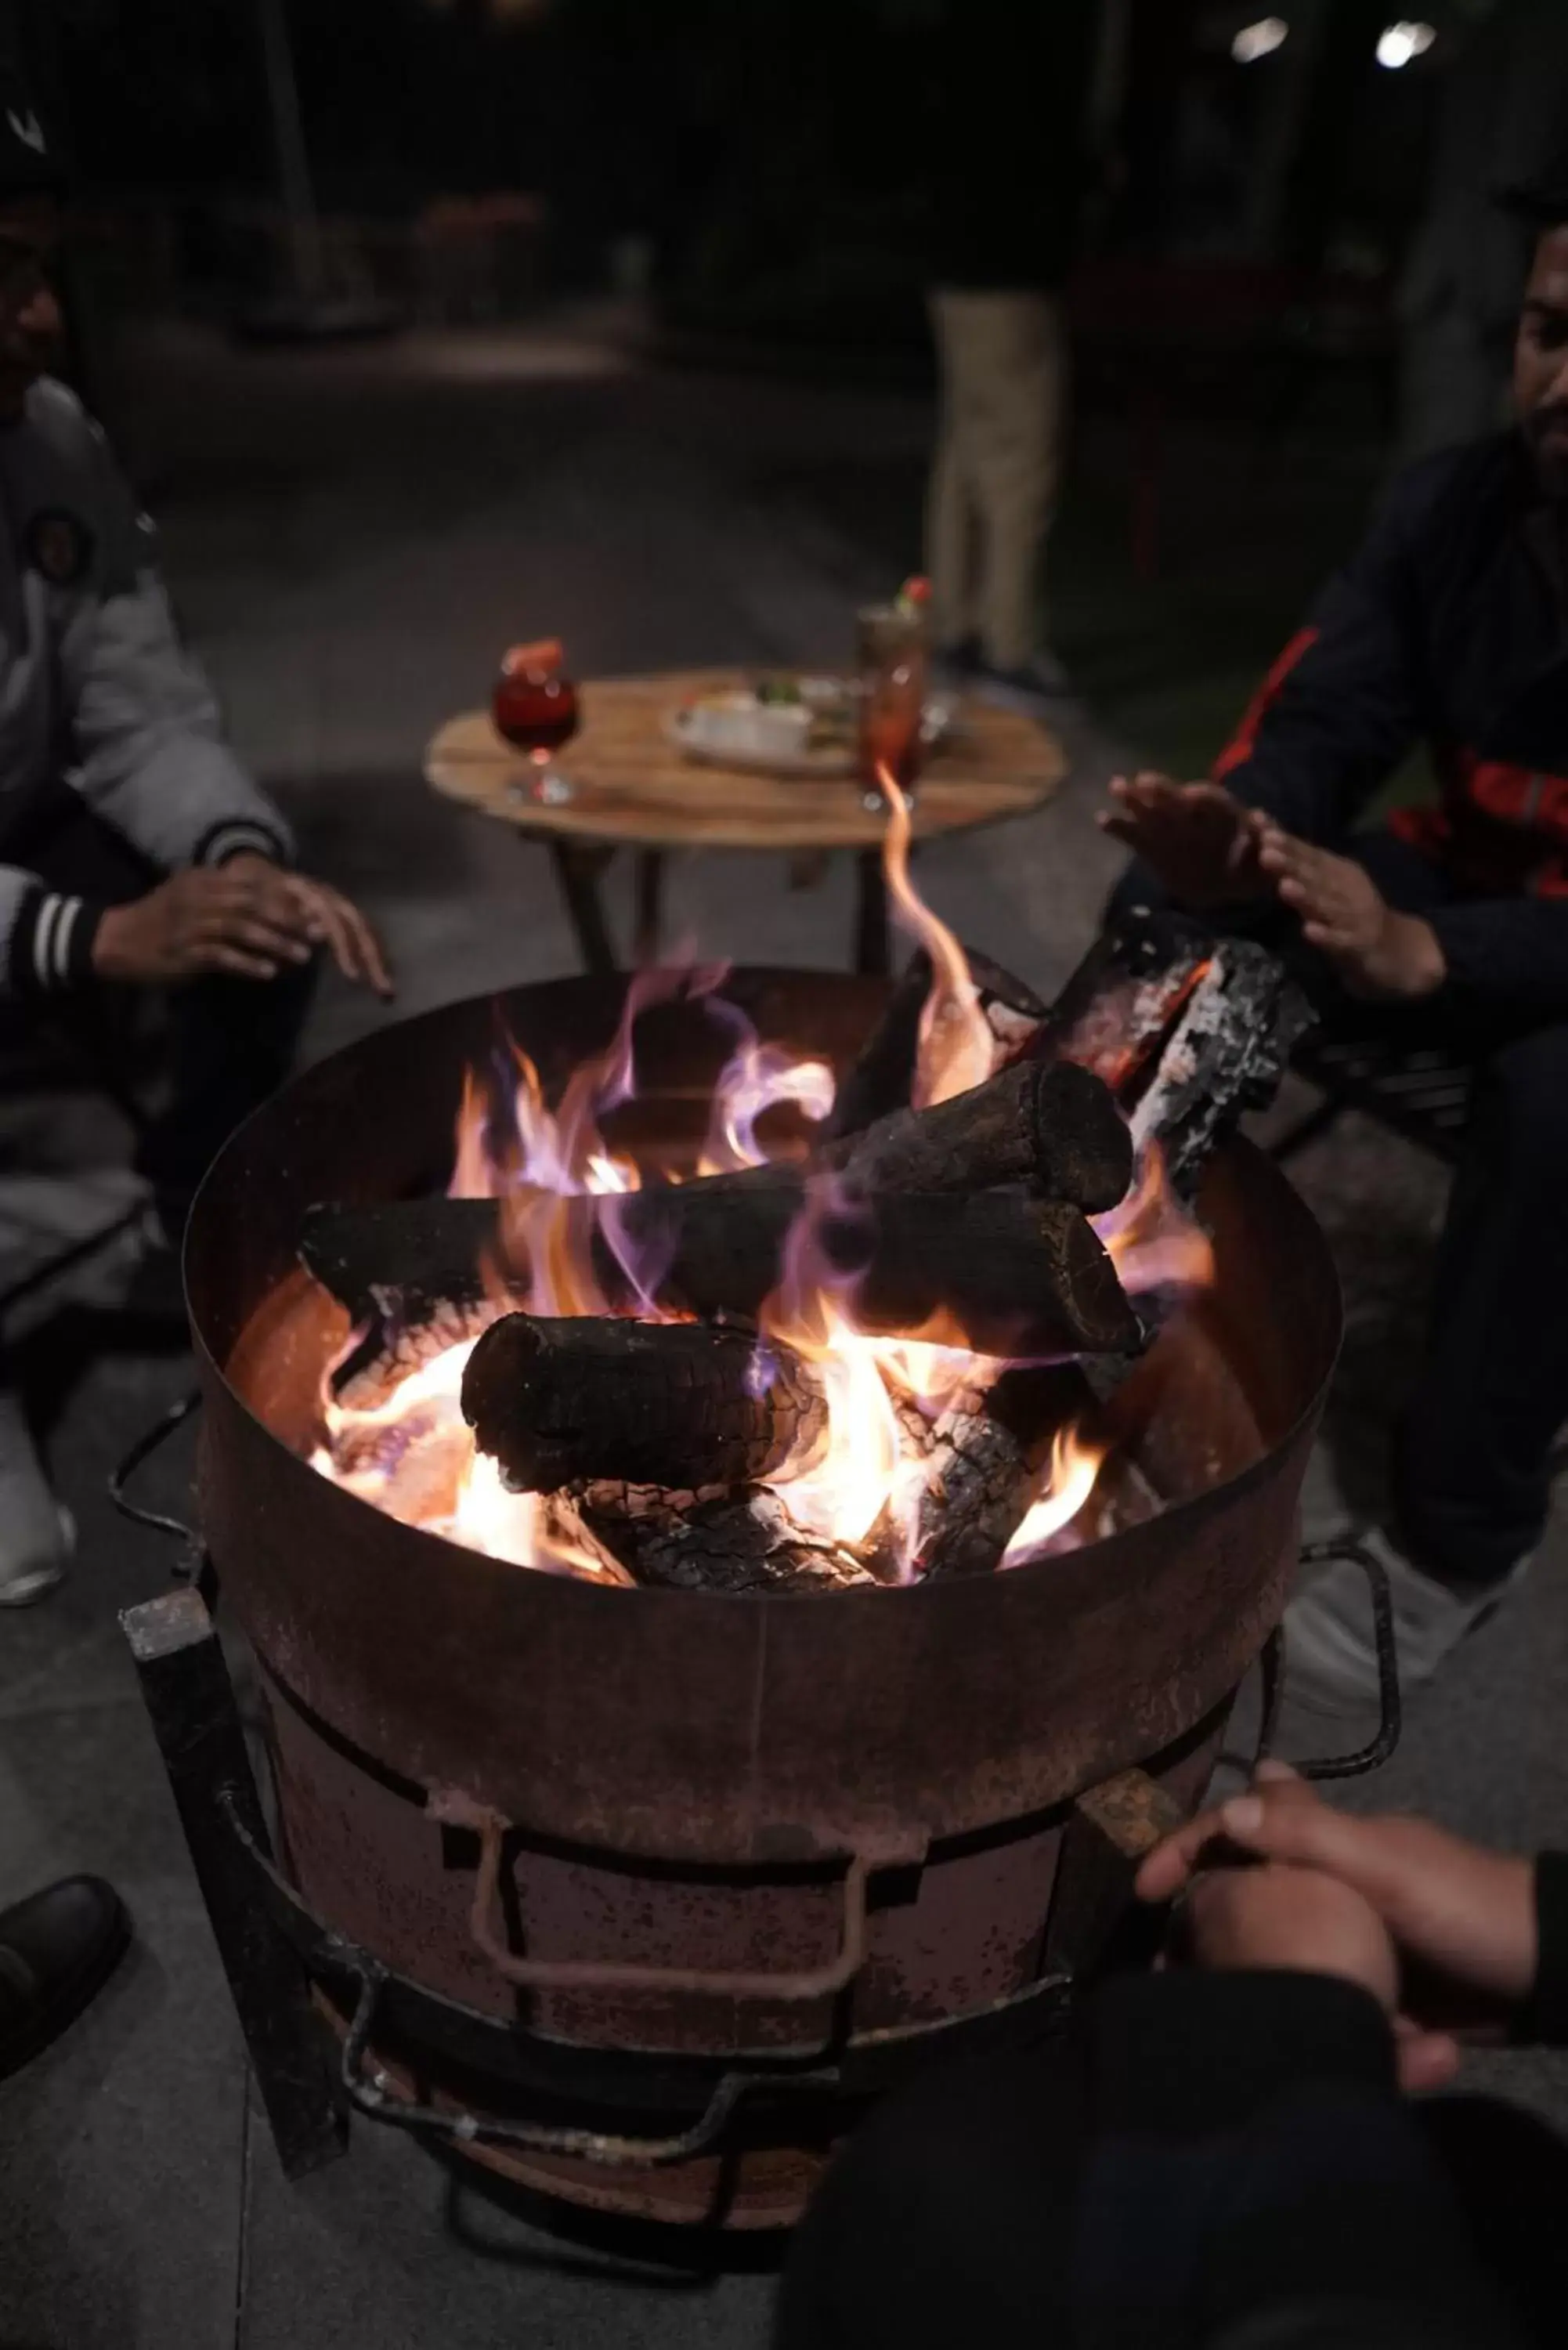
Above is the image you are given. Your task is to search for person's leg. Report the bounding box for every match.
[778,2030,1087,2350]
[1418,2095,1568,2350]
[964,291,1066,674]
[923,291,979,658]
[1394,1014,1568,1588]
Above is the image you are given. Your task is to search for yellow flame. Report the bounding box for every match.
[1000,1424,1107,1564]
[874,763,994,1107]
[310,804,1194,1582]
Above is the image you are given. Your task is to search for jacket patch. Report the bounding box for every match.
[24,507,95,589]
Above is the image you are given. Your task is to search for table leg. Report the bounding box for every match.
[634,850,666,967]
[550,842,618,975]
[854,850,891,976]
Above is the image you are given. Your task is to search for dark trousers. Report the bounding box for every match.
[1109,840,1568,1590]
[778,2028,1568,2350]
[2,782,313,1233]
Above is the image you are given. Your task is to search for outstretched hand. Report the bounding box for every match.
[1254,822,1445,1000]
[92,855,393,999]
[1137,1762,1537,2092]
[1097,773,1269,908]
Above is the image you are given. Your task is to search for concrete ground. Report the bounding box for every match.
[2,309,1565,2346]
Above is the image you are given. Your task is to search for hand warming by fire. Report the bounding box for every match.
[301,776,1308,1595]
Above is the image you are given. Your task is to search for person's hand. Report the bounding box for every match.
[226,856,393,999]
[1138,1763,1537,2090]
[1180,1857,1400,2017]
[1255,822,1445,1000]
[1097,773,1269,907]
[92,859,392,997]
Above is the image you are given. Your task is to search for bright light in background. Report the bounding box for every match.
[1376,20,1436,68]
[1232,16,1289,63]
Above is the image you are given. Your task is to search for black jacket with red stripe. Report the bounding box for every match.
[1216,432,1568,1019]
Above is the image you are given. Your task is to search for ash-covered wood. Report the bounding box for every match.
[304,1181,1143,1364]
[1126,941,1313,1195]
[586,1488,876,1594]
[1028,909,1216,1094]
[461,1314,826,1495]
[821,1058,1131,1213]
[910,1365,1093,1579]
[824,946,1050,1139]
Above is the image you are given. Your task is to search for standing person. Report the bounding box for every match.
[920,0,1098,701]
[1097,161,1568,1726]
[0,53,391,1606]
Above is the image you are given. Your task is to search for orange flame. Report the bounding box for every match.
[874,763,994,1107]
[1000,1423,1107,1564]
[1092,1140,1214,1297]
[309,783,1205,1583]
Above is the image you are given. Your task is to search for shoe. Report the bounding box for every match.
[0,1390,73,1606]
[1283,1523,1529,1725]
[0,1877,131,2079]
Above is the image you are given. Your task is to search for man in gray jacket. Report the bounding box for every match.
[0,74,389,1602]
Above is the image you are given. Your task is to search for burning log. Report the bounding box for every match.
[825,946,1048,1138]
[817,1058,1131,1213]
[1027,909,1216,1093]
[583,1488,877,1595]
[303,1183,1143,1365]
[1123,940,1313,1196]
[461,1314,826,1495]
[910,1365,1090,1580]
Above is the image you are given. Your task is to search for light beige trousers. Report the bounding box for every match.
[924,288,1067,669]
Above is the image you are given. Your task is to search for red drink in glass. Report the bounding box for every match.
[493,638,580,801]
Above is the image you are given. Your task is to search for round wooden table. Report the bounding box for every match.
[425,668,1066,974]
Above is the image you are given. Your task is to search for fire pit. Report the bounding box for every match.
[114,873,1349,2229]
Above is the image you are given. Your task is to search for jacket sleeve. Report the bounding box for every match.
[0,862,100,999]
[1423,898,1568,1020]
[1214,481,1430,841]
[58,426,293,877]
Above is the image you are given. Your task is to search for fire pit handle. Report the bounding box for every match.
[430,1790,916,2003]
[108,1388,204,1575]
[1288,1538,1402,1781]
[340,1962,837,2166]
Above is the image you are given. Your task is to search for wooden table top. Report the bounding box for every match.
[425,669,1066,852]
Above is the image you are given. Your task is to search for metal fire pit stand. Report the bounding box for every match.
[112,1404,1400,2197]
[119,1573,1398,2195]
[121,1586,345,2180]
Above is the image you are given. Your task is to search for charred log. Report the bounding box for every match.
[911,1365,1093,1579]
[1028,909,1216,1094]
[461,1314,826,1495]
[586,1488,877,1594]
[303,1183,1143,1364]
[1125,941,1313,1195]
[822,1058,1131,1213]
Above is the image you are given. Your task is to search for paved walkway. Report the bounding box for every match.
[1,310,1564,2347]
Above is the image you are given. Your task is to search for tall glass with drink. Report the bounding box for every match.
[858,577,929,804]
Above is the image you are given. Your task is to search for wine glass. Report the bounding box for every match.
[493,639,580,805]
